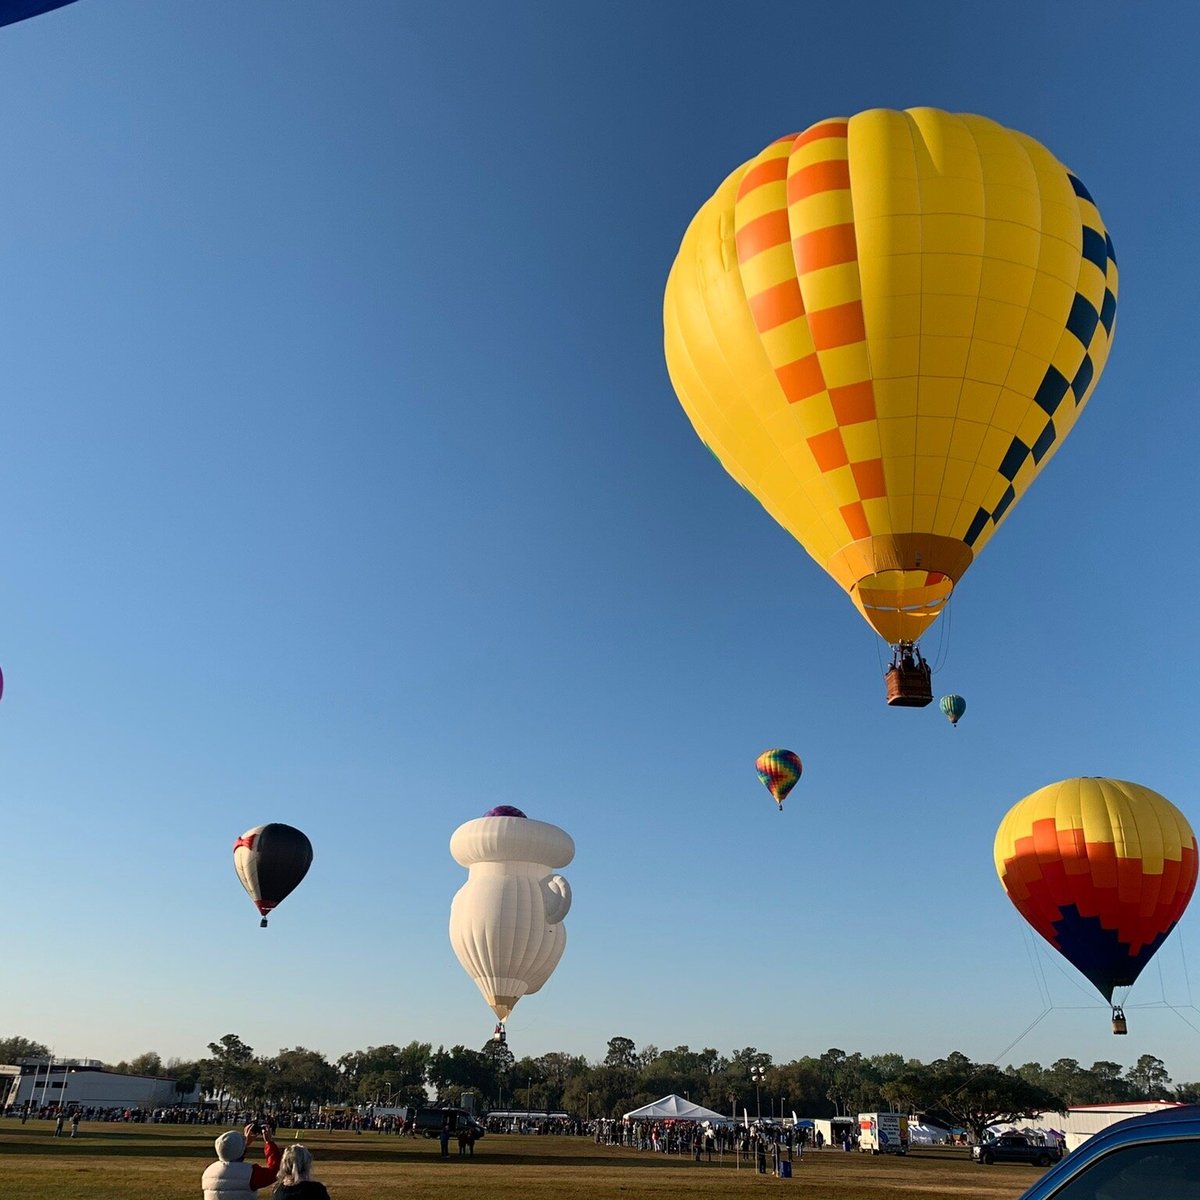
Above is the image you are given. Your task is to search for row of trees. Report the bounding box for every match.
[4,1033,1196,1141]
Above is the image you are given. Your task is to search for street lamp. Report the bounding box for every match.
[750,1065,765,1121]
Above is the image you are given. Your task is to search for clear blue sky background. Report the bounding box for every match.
[5,0,1200,1086]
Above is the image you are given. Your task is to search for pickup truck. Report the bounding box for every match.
[973,1132,1061,1166]
[1016,1104,1200,1199]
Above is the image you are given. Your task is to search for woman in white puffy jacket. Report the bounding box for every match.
[201,1122,281,1199]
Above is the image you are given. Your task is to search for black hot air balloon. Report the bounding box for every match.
[233,823,313,928]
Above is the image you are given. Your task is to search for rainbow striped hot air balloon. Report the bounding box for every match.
[664,109,1118,705]
[994,778,1197,1029]
[756,749,803,811]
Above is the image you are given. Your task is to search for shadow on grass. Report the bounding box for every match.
[504,1155,716,1168]
[0,1141,206,1159]
[318,1149,697,1169]
[2,1133,188,1140]
[1,1138,699,1170]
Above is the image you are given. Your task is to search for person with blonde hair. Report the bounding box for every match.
[273,1144,330,1200]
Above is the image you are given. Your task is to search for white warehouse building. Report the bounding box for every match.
[2,1059,197,1111]
[1002,1101,1184,1152]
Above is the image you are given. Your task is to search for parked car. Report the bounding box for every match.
[973,1132,1062,1166]
[1015,1104,1200,1200]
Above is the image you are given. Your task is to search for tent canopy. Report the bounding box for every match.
[623,1094,729,1122]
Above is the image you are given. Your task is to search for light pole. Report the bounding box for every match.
[750,1065,765,1121]
[586,1091,592,1122]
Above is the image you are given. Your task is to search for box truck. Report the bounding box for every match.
[858,1112,908,1155]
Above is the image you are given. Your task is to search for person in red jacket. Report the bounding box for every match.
[202,1121,281,1198]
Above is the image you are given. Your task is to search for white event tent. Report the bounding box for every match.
[624,1094,730,1122]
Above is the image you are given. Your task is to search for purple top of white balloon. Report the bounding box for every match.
[483,805,527,818]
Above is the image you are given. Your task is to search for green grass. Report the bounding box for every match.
[0,1121,1049,1200]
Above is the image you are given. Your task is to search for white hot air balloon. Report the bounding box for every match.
[449,805,574,1038]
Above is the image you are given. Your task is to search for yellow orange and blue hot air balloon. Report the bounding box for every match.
[994,778,1197,1033]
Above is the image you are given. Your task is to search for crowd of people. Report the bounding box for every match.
[483,1114,581,1135]
[8,1098,842,1193]
[591,1116,805,1172]
[4,1103,275,1125]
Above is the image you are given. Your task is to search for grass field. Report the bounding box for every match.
[0,1121,1049,1199]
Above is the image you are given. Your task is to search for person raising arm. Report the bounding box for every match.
[202,1121,282,1198]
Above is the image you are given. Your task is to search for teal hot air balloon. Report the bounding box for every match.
[939,694,966,727]
[755,749,802,811]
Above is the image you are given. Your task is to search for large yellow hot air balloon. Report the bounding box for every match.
[664,108,1118,704]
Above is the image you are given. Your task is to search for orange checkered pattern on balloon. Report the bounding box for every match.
[1000,818,1197,957]
[734,120,883,543]
[995,779,1199,1001]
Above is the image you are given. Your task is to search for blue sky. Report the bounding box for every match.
[5,0,1200,1086]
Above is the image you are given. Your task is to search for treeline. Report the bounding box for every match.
[3,1033,1197,1138]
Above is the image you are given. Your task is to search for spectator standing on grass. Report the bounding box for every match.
[202,1121,281,1198]
[272,1144,330,1200]
[70,1110,80,1138]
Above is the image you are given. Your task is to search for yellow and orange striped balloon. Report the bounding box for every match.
[664,108,1117,644]
[994,778,1197,1002]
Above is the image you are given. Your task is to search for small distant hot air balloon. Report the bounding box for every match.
[664,109,1118,706]
[449,806,573,1041]
[994,778,1198,1033]
[756,749,803,811]
[233,823,313,928]
[939,694,966,727]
